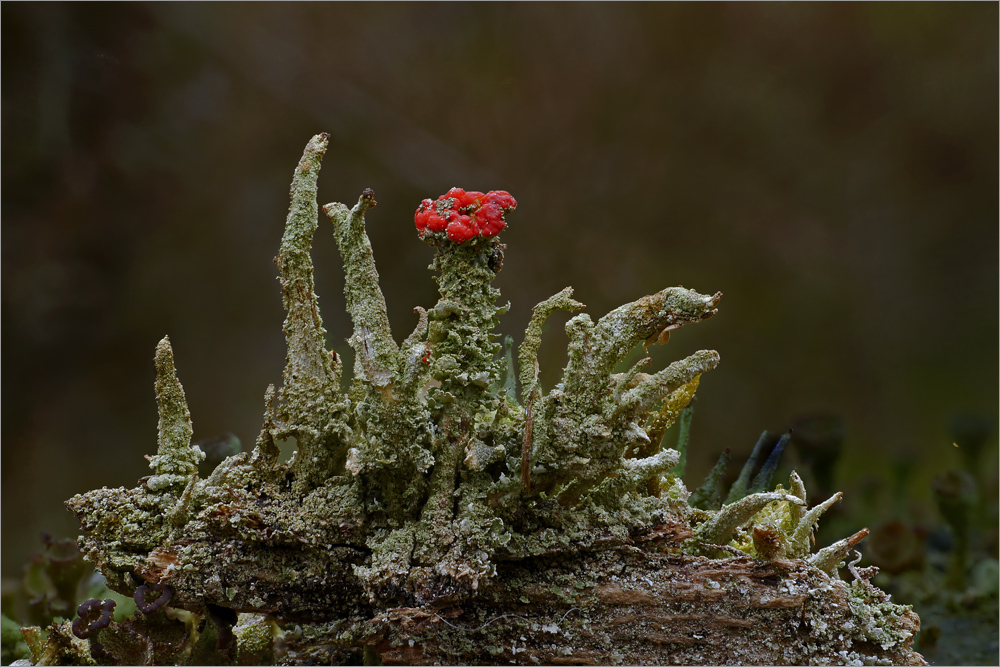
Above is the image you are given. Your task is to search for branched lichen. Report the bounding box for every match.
[518,286,586,404]
[54,135,924,666]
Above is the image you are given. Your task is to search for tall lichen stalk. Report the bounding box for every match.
[272,133,351,486]
[42,134,926,666]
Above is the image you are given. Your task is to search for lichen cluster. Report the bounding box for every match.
[21,133,924,665]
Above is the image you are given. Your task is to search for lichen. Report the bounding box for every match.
[40,134,926,665]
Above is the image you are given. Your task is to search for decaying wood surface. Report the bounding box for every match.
[286,525,924,666]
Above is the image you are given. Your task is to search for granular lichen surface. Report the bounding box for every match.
[36,133,927,666]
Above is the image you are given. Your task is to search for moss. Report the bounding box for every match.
[2,613,29,663]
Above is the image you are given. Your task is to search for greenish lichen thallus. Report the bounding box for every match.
[36,133,926,665]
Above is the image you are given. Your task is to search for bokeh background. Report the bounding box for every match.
[2,0,996,623]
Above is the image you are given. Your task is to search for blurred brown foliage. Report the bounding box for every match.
[3,3,997,575]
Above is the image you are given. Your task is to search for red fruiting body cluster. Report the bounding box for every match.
[414,188,517,244]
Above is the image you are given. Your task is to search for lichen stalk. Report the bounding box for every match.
[323,187,435,521]
[518,286,585,404]
[618,349,720,416]
[788,491,843,558]
[689,492,806,551]
[787,470,808,527]
[810,528,871,573]
[323,189,398,388]
[273,131,346,483]
[148,336,202,487]
[426,238,507,414]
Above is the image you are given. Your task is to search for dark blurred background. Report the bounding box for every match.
[2,2,997,587]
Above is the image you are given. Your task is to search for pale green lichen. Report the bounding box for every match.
[272,131,350,485]
[146,336,204,490]
[53,134,924,666]
[811,528,872,574]
[324,190,397,388]
[788,490,843,556]
[518,286,585,404]
[687,491,805,554]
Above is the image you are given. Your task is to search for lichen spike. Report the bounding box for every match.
[787,470,807,527]
[518,287,585,404]
[618,349,720,415]
[251,383,281,465]
[645,374,701,452]
[148,336,202,481]
[788,491,843,558]
[809,528,870,573]
[276,132,338,397]
[692,491,806,549]
[324,188,398,388]
[589,287,721,380]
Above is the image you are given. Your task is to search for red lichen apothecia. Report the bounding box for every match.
[414,188,517,243]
